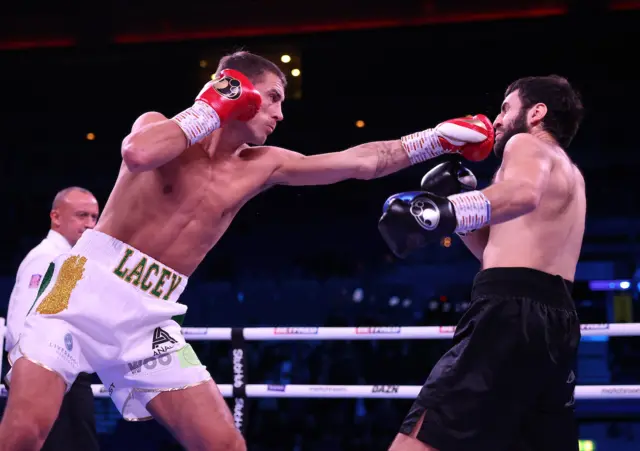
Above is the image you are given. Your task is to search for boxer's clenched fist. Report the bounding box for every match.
[172,69,262,146]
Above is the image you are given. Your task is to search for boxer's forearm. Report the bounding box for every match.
[482,180,541,224]
[458,227,490,262]
[121,119,189,173]
[271,140,411,186]
[356,140,411,179]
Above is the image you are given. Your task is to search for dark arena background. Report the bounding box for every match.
[1,0,639,449]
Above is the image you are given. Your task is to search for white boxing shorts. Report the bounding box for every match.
[6,229,211,421]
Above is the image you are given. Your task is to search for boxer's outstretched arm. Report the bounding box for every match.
[481,133,552,224]
[121,112,189,173]
[268,140,410,186]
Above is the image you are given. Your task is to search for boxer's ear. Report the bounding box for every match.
[528,103,548,127]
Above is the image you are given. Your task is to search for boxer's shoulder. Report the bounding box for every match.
[503,133,545,155]
[231,146,291,171]
[242,145,302,164]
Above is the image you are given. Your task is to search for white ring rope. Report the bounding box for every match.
[3,383,639,400]
[3,384,640,400]
[182,323,638,341]
[0,319,639,401]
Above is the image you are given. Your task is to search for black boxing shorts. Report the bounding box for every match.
[399,267,581,451]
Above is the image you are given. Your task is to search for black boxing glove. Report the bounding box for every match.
[378,191,457,258]
[379,190,491,258]
[420,159,477,197]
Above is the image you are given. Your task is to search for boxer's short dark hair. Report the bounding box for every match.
[506,75,584,148]
[216,51,287,87]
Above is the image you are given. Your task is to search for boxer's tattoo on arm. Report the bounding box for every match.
[373,141,411,178]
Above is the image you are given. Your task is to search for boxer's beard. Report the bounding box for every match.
[493,109,529,159]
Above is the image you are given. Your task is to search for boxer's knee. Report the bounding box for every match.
[230,433,248,451]
[208,427,246,451]
[389,433,439,451]
[0,409,52,451]
[185,429,245,451]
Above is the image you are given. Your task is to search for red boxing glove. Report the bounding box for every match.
[401,114,495,164]
[172,69,263,146]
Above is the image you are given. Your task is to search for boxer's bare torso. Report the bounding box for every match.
[96,142,283,276]
[482,138,586,281]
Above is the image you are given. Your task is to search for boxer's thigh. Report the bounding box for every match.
[147,379,245,451]
[0,358,66,446]
[516,407,579,451]
[404,296,552,450]
[515,305,580,451]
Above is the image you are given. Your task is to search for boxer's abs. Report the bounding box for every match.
[482,219,583,281]
[95,147,272,275]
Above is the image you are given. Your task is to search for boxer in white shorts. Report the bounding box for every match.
[0,51,493,451]
[7,229,207,421]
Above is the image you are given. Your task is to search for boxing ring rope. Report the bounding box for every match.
[179,323,640,340]
[82,383,640,400]
[2,319,640,433]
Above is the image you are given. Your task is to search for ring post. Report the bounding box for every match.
[231,327,248,435]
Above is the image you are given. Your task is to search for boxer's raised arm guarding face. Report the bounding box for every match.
[122,70,261,173]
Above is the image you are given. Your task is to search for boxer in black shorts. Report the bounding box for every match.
[379,75,585,450]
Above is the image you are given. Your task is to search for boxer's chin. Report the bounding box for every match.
[493,137,506,159]
[244,127,268,146]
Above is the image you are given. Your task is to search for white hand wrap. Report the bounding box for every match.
[448,191,491,235]
[401,129,445,164]
[171,101,221,146]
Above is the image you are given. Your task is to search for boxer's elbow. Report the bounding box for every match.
[121,135,152,173]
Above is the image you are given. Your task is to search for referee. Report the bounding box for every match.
[6,186,100,451]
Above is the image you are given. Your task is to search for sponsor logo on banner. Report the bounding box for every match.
[28,274,42,288]
[231,344,245,431]
[439,326,456,334]
[233,398,245,430]
[372,385,399,393]
[274,327,319,335]
[182,327,208,335]
[601,387,640,395]
[581,324,610,331]
[308,386,348,393]
[233,349,244,388]
[355,327,401,334]
[267,384,286,392]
